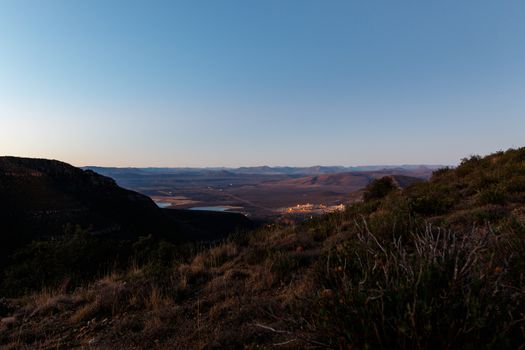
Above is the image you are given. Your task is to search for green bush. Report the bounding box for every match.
[363,177,397,202]
[479,185,506,205]
[407,182,456,215]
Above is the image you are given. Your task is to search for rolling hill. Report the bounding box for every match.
[273,172,423,188]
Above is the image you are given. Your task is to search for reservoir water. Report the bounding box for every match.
[190,206,230,212]
[155,202,172,208]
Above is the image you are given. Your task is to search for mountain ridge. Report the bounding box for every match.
[84,164,446,176]
[0,156,253,251]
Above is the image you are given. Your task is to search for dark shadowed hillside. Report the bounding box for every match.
[0,157,181,243]
[0,157,252,245]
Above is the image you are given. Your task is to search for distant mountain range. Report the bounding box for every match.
[232,164,446,175]
[84,164,445,177]
[80,164,435,220]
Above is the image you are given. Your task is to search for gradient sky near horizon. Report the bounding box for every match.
[1,1,524,167]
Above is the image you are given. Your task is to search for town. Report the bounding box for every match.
[282,203,346,215]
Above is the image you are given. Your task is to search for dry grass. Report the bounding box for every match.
[3,217,523,349]
[3,147,525,349]
[3,214,522,349]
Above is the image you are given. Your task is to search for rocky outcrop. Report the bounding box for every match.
[0,157,175,241]
[0,157,253,260]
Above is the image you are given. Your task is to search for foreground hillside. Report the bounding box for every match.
[1,148,525,349]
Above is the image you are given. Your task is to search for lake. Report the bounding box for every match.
[155,202,172,208]
[190,206,230,212]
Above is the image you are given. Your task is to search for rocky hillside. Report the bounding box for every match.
[0,156,179,242]
[0,157,252,244]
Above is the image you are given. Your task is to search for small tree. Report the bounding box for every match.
[363,176,396,202]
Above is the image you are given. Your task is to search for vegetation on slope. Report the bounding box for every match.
[1,148,524,349]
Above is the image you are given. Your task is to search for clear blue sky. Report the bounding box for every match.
[1,0,524,167]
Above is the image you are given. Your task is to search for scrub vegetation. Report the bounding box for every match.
[1,148,525,349]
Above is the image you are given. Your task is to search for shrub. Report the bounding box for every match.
[456,155,483,177]
[311,224,525,349]
[506,176,525,194]
[432,167,452,177]
[2,230,131,295]
[478,185,506,205]
[363,177,397,202]
[447,205,509,226]
[407,182,456,215]
[1,229,183,296]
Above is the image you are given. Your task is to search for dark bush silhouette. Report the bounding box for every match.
[363,176,396,201]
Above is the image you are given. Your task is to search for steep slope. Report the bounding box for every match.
[0,157,253,252]
[0,157,181,243]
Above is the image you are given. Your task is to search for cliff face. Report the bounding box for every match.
[0,157,182,254]
[0,157,253,256]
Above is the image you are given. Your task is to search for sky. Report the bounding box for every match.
[1,0,524,167]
